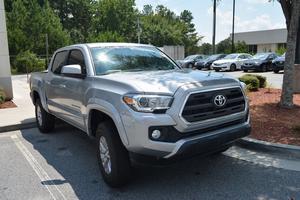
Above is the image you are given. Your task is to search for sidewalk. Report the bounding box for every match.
[0,74,35,131]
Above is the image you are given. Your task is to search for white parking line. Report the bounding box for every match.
[11,135,67,200]
[224,146,300,172]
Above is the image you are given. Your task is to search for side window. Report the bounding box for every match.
[51,51,68,74]
[238,55,245,59]
[67,50,86,74]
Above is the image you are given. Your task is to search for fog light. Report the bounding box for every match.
[151,130,161,139]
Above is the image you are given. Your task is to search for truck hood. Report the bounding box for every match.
[99,69,239,94]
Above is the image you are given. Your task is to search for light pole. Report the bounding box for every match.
[212,0,217,54]
[231,0,236,53]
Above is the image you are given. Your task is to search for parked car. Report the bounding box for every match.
[212,53,252,72]
[177,54,206,68]
[272,53,285,73]
[242,52,278,72]
[195,54,227,70]
[30,43,250,187]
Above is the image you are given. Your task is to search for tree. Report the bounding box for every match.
[235,41,248,53]
[199,43,212,55]
[91,0,138,42]
[180,10,202,55]
[278,0,300,108]
[6,0,70,71]
[48,0,95,43]
[216,38,232,54]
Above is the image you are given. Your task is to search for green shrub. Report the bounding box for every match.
[14,51,46,73]
[246,74,267,88]
[0,87,6,104]
[239,75,260,91]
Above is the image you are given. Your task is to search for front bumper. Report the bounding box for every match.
[212,64,230,70]
[272,63,284,71]
[167,121,250,159]
[241,64,261,71]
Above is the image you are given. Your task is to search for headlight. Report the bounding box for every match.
[123,94,173,113]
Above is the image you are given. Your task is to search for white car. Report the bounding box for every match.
[212,53,252,72]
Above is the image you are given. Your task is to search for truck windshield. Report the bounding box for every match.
[90,46,179,75]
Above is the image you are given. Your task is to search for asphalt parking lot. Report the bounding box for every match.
[0,123,299,200]
[211,70,283,89]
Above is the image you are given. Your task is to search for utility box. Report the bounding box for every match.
[159,46,185,60]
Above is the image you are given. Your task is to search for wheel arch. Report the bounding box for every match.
[86,102,129,146]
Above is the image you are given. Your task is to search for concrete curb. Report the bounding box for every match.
[236,137,300,159]
[0,122,36,133]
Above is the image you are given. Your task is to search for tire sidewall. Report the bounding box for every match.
[96,122,131,187]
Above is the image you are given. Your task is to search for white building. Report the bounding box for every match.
[232,28,287,53]
[0,0,13,99]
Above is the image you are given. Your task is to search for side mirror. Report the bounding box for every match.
[61,64,85,78]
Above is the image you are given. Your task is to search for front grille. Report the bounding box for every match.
[244,63,253,66]
[182,88,245,123]
[275,61,284,66]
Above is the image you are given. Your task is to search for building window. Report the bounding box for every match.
[248,45,257,54]
[278,43,287,49]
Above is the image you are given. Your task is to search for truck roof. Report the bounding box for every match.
[68,43,154,49]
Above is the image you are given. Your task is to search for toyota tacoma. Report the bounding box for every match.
[30,43,251,187]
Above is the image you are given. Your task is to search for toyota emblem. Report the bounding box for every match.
[214,95,227,107]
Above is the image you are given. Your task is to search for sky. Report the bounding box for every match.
[135,0,286,44]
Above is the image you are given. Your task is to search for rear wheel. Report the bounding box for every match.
[230,64,236,72]
[35,98,55,133]
[96,121,131,187]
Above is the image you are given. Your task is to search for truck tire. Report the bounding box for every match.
[35,98,55,133]
[96,121,131,187]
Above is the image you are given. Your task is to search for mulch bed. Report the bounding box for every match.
[0,101,17,109]
[248,88,300,146]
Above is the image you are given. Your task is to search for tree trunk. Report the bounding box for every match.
[280,1,300,108]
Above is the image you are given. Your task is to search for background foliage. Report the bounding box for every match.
[4,0,251,73]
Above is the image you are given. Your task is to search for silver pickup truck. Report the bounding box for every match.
[30,43,250,187]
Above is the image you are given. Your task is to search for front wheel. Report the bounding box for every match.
[187,63,193,68]
[35,98,55,133]
[96,121,131,187]
[230,64,236,72]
